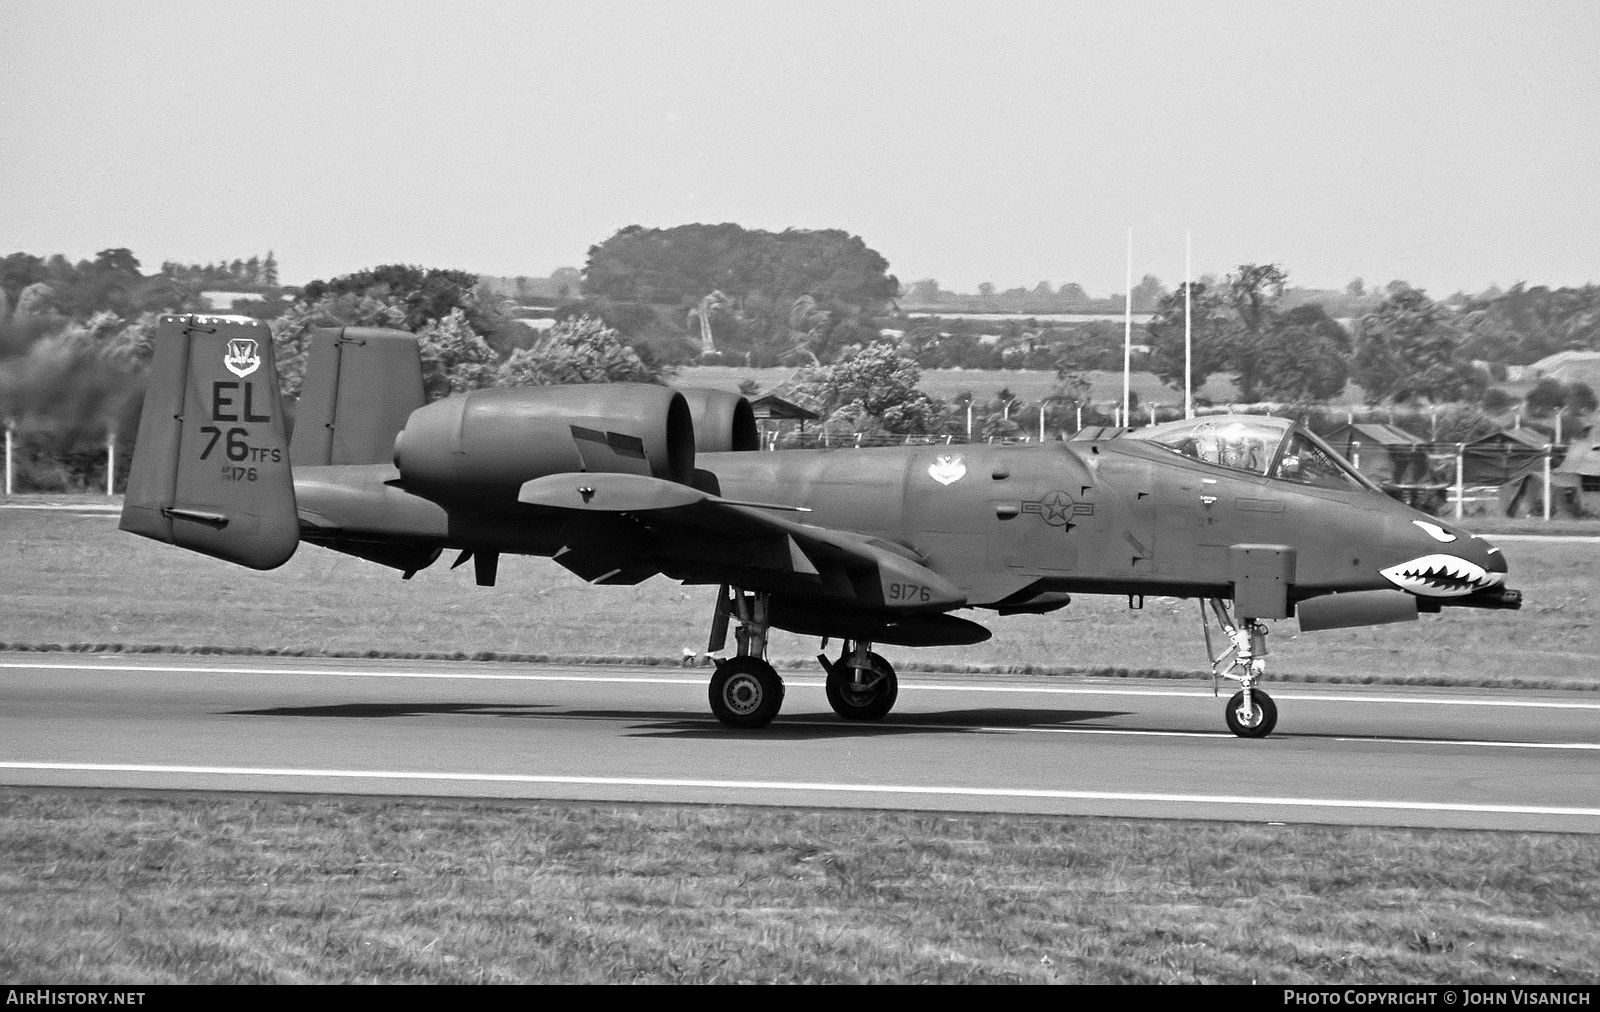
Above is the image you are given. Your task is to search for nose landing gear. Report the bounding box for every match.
[1202,598,1278,738]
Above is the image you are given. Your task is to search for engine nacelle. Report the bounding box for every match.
[676,387,759,452]
[393,384,695,501]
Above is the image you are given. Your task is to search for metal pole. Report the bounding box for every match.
[966,402,973,440]
[1556,413,1563,446]
[1454,443,1464,521]
[1184,231,1193,419]
[106,430,115,496]
[1544,445,1553,521]
[1123,228,1132,423]
[1039,405,1045,442]
[4,423,11,497]
[1076,404,1082,432]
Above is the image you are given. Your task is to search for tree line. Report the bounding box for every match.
[5,229,1599,492]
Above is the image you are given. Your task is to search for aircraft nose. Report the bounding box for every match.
[1377,517,1507,597]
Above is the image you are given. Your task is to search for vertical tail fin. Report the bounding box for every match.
[120,314,298,570]
[288,327,425,467]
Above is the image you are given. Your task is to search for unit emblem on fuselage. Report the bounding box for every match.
[224,338,261,378]
[1021,490,1094,530]
[928,454,966,485]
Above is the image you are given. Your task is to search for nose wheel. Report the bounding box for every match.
[1202,598,1280,738]
[1224,689,1277,738]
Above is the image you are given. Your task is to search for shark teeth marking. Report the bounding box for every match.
[1379,554,1503,598]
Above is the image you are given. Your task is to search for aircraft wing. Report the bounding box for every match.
[516,472,965,612]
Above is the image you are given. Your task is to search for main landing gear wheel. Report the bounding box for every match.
[709,656,785,729]
[825,651,898,721]
[1225,689,1277,738]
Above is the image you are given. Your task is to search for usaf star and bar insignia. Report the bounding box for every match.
[1021,490,1093,531]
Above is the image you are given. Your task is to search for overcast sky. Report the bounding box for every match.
[3,0,1595,297]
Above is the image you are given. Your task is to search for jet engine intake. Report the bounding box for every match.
[393,384,695,502]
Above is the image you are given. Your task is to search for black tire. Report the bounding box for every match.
[708,657,784,729]
[1225,689,1277,738]
[825,651,899,721]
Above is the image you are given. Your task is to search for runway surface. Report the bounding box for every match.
[1,652,1597,833]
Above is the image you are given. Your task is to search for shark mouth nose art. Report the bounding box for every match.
[1379,554,1504,597]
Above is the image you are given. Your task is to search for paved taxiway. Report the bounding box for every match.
[1,652,1596,833]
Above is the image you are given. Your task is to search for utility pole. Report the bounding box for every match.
[1184,231,1193,419]
[1122,228,1132,424]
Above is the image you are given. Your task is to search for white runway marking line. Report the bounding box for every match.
[782,720,1599,750]
[1336,736,1600,751]
[3,761,1598,819]
[7,660,1600,711]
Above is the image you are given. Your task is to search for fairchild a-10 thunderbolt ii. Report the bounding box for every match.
[121,315,1523,737]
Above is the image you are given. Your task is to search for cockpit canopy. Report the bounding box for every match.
[1126,416,1377,492]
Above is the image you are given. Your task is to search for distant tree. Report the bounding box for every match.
[1481,387,1517,412]
[1459,283,1600,365]
[495,315,659,388]
[1053,320,1130,372]
[905,278,946,304]
[1353,284,1482,403]
[977,282,996,299]
[1144,281,1229,392]
[1523,378,1567,416]
[549,266,583,299]
[1253,304,1351,402]
[1,253,48,314]
[262,250,280,286]
[299,264,495,334]
[1129,273,1168,313]
[1056,282,1088,306]
[1346,278,1365,297]
[583,224,898,366]
[1568,382,1598,414]
[1145,265,1315,402]
[795,340,938,433]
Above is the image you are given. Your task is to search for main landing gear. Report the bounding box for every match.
[818,640,898,721]
[702,587,902,728]
[706,586,784,729]
[1201,598,1278,738]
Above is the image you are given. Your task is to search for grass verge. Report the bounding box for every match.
[1,790,1595,984]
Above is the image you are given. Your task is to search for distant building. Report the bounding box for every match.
[1323,422,1431,486]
